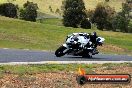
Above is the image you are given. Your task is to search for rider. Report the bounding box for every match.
[89,32,99,54]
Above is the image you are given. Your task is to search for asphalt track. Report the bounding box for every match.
[0,49,132,63]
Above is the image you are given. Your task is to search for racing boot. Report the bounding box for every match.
[92,48,99,55]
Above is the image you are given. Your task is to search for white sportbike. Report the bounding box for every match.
[55,33,105,58]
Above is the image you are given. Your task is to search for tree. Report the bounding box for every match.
[112,12,129,32]
[92,3,108,30]
[20,1,38,22]
[49,6,54,13]
[104,6,116,30]
[112,0,131,32]
[86,9,94,22]
[122,2,131,17]
[62,0,87,28]
[0,3,18,18]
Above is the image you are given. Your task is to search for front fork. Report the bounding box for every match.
[62,44,69,54]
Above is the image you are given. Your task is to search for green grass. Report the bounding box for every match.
[0,16,132,55]
[0,64,108,75]
[106,36,132,50]
[0,64,92,75]
[0,63,131,75]
[38,18,63,26]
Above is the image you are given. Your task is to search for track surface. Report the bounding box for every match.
[0,49,131,63]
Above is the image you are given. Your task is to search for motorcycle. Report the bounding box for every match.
[55,33,105,58]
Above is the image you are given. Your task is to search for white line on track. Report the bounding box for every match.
[3,48,9,50]
[0,61,132,65]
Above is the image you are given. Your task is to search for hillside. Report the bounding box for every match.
[0,0,125,16]
[0,16,132,55]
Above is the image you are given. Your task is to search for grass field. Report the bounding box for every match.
[0,16,132,55]
[0,63,131,75]
[0,0,125,16]
[39,18,63,26]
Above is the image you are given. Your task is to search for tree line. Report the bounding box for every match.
[0,0,131,33]
[62,0,132,33]
[0,1,38,22]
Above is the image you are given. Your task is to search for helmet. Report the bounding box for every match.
[92,32,97,37]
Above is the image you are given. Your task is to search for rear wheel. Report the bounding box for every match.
[55,46,67,57]
[82,54,92,58]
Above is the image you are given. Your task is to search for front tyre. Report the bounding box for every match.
[55,46,67,57]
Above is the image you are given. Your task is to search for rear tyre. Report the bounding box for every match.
[82,54,92,58]
[55,46,67,57]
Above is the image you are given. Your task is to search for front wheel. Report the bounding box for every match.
[55,46,67,57]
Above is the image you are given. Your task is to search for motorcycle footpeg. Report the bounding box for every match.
[92,51,99,55]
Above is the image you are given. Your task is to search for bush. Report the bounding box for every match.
[49,6,53,13]
[20,1,38,22]
[55,8,61,15]
[0,3,18,18]
[105,0,109,2]
[80,19,91,29]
